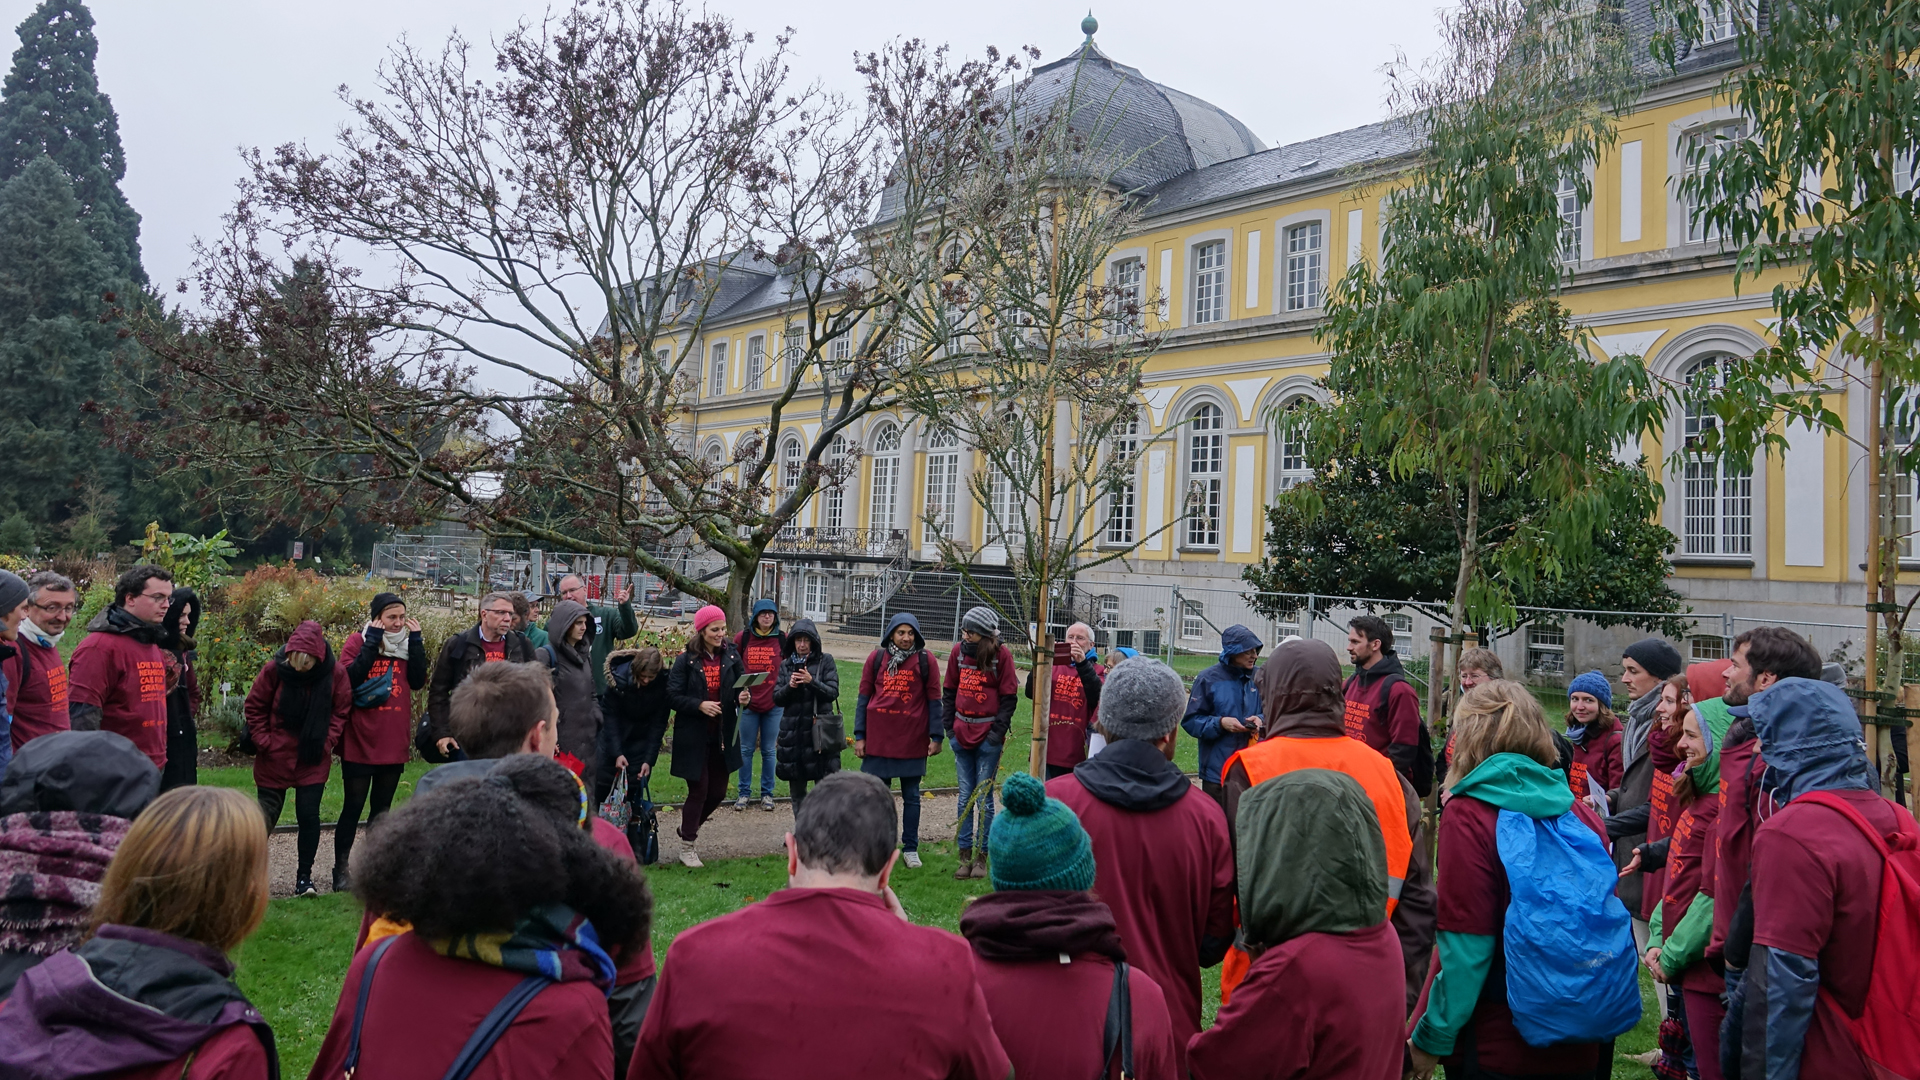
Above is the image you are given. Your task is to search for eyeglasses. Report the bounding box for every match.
[482,607,515,617]
[29,602,78,615]
[137,591,172,603]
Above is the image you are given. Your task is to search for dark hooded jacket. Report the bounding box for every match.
[854,612,943,778]
[773,619,841,784]
[539,600,605,784]
[1342,649,1428,792]
[596,647,670,794]
[0,731,160,1000]
[242,621,350,790]
[1189,770,1406,1080]
[423,622,536,757]
[158,589,202,760]
[1181,624,1263,785]
[0,924,278,1079]
[665,633,745,783]
[734,599,787,714]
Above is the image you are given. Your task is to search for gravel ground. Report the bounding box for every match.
[268,789,969,897]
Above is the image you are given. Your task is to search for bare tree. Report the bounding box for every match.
[134,0,1011,619]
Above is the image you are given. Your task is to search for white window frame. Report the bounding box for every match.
[1109,255,1146,333]
[1283,221,1324,311]
[988,470,1024,548]
[1679,356,1753,557]
[745,334,766,390]
[1184,402,1225,549]
[1097,594,1120,631]
[707,341,727,398]
[922,429,960,545]
[1673,117,1747,246]
[1189,238,1229,325]
[822,436,848,533]
[1527,624,1566,675]
[802,573,829,620]
[1180,599,1206,640]
[1275,400,1312,491]
[869,422,902,534]
[1556,168,1589,262]
[1106,414,1140,545]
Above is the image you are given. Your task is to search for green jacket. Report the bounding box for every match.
[585,599,638,693]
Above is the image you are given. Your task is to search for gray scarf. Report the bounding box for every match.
[1622,687,1661,772]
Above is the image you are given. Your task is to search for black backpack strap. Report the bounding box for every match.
[343,935,399,1077]
[440,974,553,1080]
[1098,960,1133,1080]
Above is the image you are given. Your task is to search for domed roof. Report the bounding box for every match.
[1015,37,1267,192]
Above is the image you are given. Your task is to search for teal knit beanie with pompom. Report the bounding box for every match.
[988,772,1096,892]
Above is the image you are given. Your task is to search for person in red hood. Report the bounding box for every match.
[242,620,349,898]
[67,565,173,768]
[1050,656,1234,1073]
[630,771,1011,1080]
[961,771,1179,1080]
[4,571,76,754]
[311,753,651,1080]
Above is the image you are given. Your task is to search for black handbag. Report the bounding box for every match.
[1099,960,1134,1080]
[811,711,847,756]
[629,777,660,866]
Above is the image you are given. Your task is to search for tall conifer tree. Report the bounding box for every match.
[0,0,142,284]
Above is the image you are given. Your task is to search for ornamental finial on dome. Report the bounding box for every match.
[1081,11,1098,42]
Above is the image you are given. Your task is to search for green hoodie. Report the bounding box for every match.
[1413,753,1574,1058]
[1646,696,1734,977]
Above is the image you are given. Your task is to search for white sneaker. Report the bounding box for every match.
[901,851,922,869]
[761,795,776,812]
[732,797,748,812]
[679,848,704,868]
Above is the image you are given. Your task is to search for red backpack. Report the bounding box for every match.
[1796,791,1920,1080]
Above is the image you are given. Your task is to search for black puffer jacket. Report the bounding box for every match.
[772,620,841,783]
[596,648,670,790]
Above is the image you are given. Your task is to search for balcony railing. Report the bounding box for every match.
[766,527,908,560]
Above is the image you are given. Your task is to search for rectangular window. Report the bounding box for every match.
[1284,222,1323,311]
[802,574,829,620]
[1698,0,1736,42]
[1683,458,1753,556]
[923,446,959,545]
[1556,172,1585,261]
[869,457,899,534]
[830,335,851,371]
[1186,407,1224,548]
[1898,466,1914,559]
[1685,122,1745,243]
[988,471,1023,547]
[1097,595,1120,631]
[1277,406,1311,491]
[1110,257,1144,332]
[1527,625,1566,675]
[746,336,765,390]
[1191,241,1227,324]
[707,342,727,397]
[1107,417,1139,545]
[1181,600,1206,640]
[1387,613,1414,638]
[1690,635,1728,661]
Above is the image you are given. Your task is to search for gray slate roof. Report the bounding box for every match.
[1141,116,1425,219]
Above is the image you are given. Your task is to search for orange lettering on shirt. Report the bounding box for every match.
[880,670,917,697]
[136,661,166,704]
[1568,761,1589,796]
[702,661,721,695]
[1342,699,1370,739]
[44,666,66,707]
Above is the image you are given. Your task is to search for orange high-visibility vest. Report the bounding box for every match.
[1218,734,1414,1004]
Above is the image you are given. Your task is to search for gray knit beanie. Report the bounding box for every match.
[1099,656,1187,741]
[961,605,999,636]
[0,570,28,618]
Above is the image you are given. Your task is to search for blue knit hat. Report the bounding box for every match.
[988,772,1096,892]
[1567,670,1613,705]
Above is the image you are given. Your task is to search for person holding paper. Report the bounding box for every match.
[665,605,748,867]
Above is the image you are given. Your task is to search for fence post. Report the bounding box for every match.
[1722,612,1733,653]
[1305,594,1316,645]
[954,576,965,642]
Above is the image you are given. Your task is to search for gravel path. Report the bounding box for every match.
[268,789,968,897]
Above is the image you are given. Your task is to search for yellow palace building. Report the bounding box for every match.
[673,7,1866,673]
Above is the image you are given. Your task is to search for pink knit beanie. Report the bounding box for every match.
[693,604,726,634]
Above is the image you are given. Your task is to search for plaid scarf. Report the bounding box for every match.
[0,812,129,956]
[884,643,917,676]
[429,903,615,995]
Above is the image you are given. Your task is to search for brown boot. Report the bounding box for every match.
[971,850,989,880]
[954,848,973,879]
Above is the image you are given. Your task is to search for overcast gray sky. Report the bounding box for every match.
[1,0,1446,297]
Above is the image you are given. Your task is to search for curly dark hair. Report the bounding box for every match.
[350,756,651,951]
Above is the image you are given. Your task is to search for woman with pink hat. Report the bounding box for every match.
[664,605,749,867]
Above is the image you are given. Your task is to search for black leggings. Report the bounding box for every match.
[257,784,325,880]
[336,763,404,869]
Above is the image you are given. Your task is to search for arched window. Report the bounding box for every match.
[869,422,902,534]
[822,436,848,533]
[1275,399,1312,492]
[1681,356,1752,556]
[1186,403,1224,548]
[777,437,805,540]
[924,428,960,545]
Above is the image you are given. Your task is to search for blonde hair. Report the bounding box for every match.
[1448,679,1558,790]
[92,787,269,953]
[1458,647,1503,678]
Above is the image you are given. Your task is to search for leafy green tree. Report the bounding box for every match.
[1657,0,1920,787]
[0,511,34,554]
[0,0,142,283]
[1310,0,1666,689]
[1244,441,1692,640]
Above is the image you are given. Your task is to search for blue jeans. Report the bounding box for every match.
[737,707,781,798]
[952,740,1002,851]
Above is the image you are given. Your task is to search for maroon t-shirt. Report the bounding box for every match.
[67,627,169,767]
[972,952,1179,1080]
[1751,789,1907,1080]
[630,888,1010,1080]
[3,635,69,751]
[1050,773,1236,1073]
[858,650,940,760]
[946,645,1016,749]
[1568,724,1623,798]
[308,933,613,1080]
[1709,733,1763,961]
[1045,662,1103,770]
[1434,796,1605,1076]
[734,631,784,713]
[339,632,414,766]
[1341,671,1422,755]
[1188,922,1405,1080]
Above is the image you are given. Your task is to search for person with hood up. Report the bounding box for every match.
[1342,615,1429,795]
[854,612,942,869]
[67,565,173,769]
[0,730,161,999]
[541,599,607,789]
[1564,669,1624,800]
[155,588,202,791]
[1024,621,1105,778]
[1637,674,1733,1080]
[773,619,841,819]
[1190,769,1408,1080]
[555,573,639,694]
[733,599,787,812]
[596,646,670,811]
[1219,638,1434,1014]
[1407,679,1620,1080]
[5,572,76,754]
[243,619,350,898]
[0,786,277,1080]
[1053,657,1234,1073]
[1182,624,1263,805]
[665,605,748,868]
[1737,677,1904,1080]
[961,771,1181,1080]
[944,606,1017,879]
[336,593,428,892]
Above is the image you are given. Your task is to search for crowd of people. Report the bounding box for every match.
[0,561,1908,1080]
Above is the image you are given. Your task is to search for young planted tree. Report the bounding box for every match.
[895,47,1170,776]
[134,0,1009,621]
[1311,0,1666,694]
[1658,0,1920,793]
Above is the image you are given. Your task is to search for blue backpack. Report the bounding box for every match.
[1494,808,1642,1046]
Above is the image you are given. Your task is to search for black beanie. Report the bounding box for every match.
[1622,637,1683,681]
[370,592,406,621]
[0,570,26,617]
